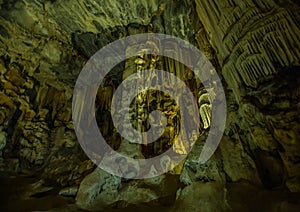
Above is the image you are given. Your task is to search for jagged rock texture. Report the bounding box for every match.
[0,0,299,211]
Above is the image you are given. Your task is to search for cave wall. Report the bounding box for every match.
[0,0,299,211]
[194,0,300,191]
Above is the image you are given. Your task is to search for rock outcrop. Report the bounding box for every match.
[0,0,299,211]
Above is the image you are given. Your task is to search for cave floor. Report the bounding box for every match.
[1,174,300,212]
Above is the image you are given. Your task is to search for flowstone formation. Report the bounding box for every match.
[0,0,299,211]
[194,0,300,192]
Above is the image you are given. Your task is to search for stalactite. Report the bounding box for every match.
[199,103,212,129]
[195,0,300,101]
